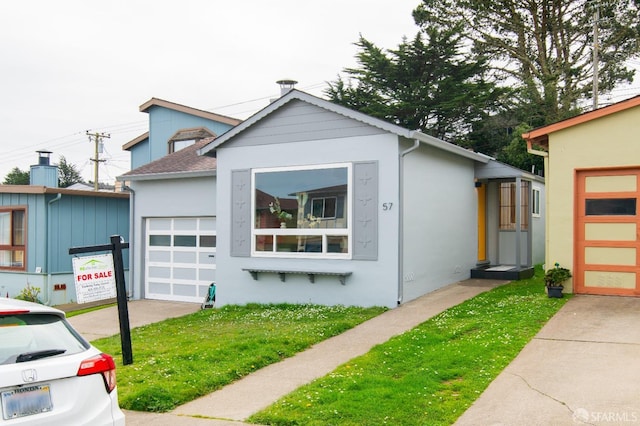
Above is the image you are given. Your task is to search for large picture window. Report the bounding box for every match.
[0,208,26,270]
[252,164,351,257]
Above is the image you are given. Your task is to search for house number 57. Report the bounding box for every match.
[382,202,393,211]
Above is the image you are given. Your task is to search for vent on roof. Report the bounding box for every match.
[276,79,297,97]
[37,149,52,166]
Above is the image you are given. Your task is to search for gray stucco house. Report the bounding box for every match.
[195,90,545,308]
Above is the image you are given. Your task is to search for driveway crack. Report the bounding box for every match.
[510,372,596,425]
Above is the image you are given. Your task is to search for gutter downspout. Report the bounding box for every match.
[124,185,135,299]
[526,141,550,272]
[398,138,420,305]
[44,193,62,305]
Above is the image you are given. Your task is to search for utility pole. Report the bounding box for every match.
[86,131,110,191]
[592,3,599,109]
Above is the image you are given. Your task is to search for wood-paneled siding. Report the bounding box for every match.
[48,194,130,272]
[0,191,129,274]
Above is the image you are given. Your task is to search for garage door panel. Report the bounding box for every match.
[149,282,171,294]
[585,175,637,192]
[174,284,197,297]
[174,251,197,263]
[584,271,637,289]
[149,266,171,278]
[199,269,216,282]
[585,247,636,265]
[198,251,215,263]
[150,219,171,230]
[585,223,636,241]
[200,218,216,230]
[149,251,171,262]
[145,217,217,303]
[576,169,640,296]
[174,218,198,230]
[174,268,197,280]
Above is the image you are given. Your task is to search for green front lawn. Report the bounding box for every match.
[250,268,569,425]
[91,303,386,412]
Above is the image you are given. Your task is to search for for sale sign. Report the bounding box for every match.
[72,254,117,304]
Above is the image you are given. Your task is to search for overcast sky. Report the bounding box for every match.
[2,1,639,184]
[0,0,421,183]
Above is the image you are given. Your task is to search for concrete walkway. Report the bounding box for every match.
[67,299,202,342]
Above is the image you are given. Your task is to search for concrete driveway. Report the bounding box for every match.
[455,295,640,425]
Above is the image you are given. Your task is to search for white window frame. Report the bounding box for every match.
[251,163,352,259]
[532,187,541,217]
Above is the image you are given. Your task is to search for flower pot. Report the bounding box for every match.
[547,285,564,298]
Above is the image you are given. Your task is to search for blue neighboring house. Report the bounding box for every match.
[0,151,129,305]
[119,98,241,303]
[122,98,241,169]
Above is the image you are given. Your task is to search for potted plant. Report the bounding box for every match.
[269,197,293,228]
[544,263,572,298]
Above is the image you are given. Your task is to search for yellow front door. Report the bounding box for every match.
[477,183,487,262]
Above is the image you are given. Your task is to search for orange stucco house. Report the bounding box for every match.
[523,95,640,296]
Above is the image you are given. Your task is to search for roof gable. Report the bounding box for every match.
[198,90,488,163]
[522,95,640,149]
[122,98,242,151]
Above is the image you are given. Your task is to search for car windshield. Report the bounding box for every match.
[0,313,88,365]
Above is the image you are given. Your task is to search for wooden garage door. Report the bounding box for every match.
[575,169,640,296]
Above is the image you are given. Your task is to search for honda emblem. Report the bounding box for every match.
[22,369,37,383]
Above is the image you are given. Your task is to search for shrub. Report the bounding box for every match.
[15,283,42,304]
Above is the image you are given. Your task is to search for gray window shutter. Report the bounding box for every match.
[353,161,378,260]
[231,169,251,257]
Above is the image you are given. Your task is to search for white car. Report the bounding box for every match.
[0,298,125,425]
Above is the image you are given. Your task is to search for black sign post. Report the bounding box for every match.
[69,235,133,365]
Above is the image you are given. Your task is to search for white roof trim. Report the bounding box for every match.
[117,170,215,182]
[198,90,489,163]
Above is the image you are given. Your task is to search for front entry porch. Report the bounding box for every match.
[473,160,545,282]
[470,264,534,280]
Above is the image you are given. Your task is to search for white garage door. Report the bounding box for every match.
[145,217,216,303]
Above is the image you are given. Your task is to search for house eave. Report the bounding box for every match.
[122,132,149,151]
[139,98,241,126]
[0,185,129,198]
[410,131,490,163]
[118,170,216,182]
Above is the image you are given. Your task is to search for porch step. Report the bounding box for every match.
[471,265,534,281]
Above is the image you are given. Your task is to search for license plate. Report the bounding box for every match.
[1,384,53,420]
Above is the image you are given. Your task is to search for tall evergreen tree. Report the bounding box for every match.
[413,0,640,127]
[325,29,507,145]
